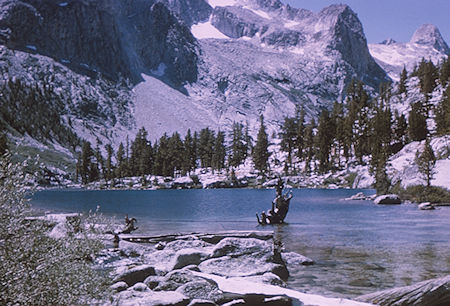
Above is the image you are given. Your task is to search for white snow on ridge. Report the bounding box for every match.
[284,20,300,28]
[207,0,238,8]
[369,42,447,81]
[244,6,271,19]
[191,21,230,39]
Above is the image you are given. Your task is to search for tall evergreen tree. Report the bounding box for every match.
[104,144,114,181]
[398,66,408,95]
[295,106,306,161]
[303,119,315,173]
[78,141,97,184]
[0,133,8,155]
[369,98,392,194]
[167,132,185,176]
[115,142,126,178]
[392,111,408,153]
[408,102,428,141]
[279,116,297,171]
[415,138,436,187]
[182,129,196,175]
[331,102,345,167]
[212,131,226,170]
[439,57,450,85]
[198,128,215,168]
[316,109,334,173]
[252,115,270,174]
[229,122,247,167]
[435,85,450,136]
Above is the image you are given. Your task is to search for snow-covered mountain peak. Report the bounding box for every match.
[369,24,449,80]
[410,24,450,54]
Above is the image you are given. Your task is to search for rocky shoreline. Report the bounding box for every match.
[100,230,371,306]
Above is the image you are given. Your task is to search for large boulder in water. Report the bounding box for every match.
[210,237,272,258]
[357,275,450,305]
[113,265,156,287]
[374,194,401,205]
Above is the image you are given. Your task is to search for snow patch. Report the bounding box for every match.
[284,20,300,28]
[207,0,237,8]
[26,45,37,51]
[151,63,166,77]
[191,20,230,39]
[244,6,271,19]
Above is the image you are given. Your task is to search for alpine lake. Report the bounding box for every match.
[30,188,450,299]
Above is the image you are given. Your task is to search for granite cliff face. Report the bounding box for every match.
[0,0,198,85]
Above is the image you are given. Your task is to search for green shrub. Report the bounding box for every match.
[398,185,450,203]
[0,155,111,305]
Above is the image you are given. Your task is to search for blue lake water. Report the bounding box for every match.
[30,188,450,298]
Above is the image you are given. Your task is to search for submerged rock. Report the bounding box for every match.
[374,194,402,205]
[418,202,435,210]
[357,275,450,306]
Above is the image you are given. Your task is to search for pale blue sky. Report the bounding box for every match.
[282,0,450,44]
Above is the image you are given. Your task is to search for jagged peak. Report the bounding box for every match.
[380,38,397,45]
[319,4,352,17]
[410,24,450,54]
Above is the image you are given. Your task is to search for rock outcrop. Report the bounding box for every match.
[105,231,369,306]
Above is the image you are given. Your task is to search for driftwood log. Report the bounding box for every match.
[357,275,450,306]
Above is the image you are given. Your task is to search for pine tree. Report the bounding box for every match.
[418,60,438,95]
[94,139,104,180]
[303,120,315,173]
[79,141,96,184]
[252,115,270,174]
[198,128,215,168]
[295,106,306,161]
[229,122,247,167]
[0,133,8,155]
[212,131,226,170]
[331,102,345,167]
[105,144,114,181]
[316,109,334,173]
[369,98,392,194]
[408,102,428,141]
[439,57,450,85]
[398,66,408,95]
[167,132,185,176]
[280,116,297,171]
[392,111,408,153]
[415,138,436,187]
[115,142,125,178]
[435,85,450,135]
[244,121,253,158]
[182,129,195,175]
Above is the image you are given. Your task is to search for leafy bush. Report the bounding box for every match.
[0,155,111,305]
[397,185,450,204]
